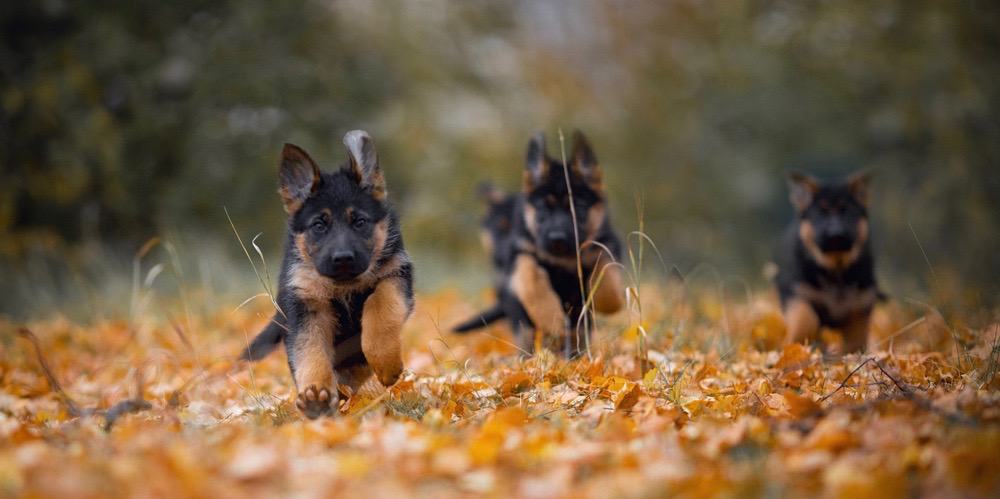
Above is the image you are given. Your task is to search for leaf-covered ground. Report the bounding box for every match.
[1,286,998,498]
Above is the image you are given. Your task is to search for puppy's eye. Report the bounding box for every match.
[310,218,327,233]
[352,217,368,229]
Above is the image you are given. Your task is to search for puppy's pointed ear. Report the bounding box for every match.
[343,130,385,201]
[477,182,506,205]
[847,169,872,208]
[279,143,321,214]
[787,171,819,213]
[523,132,549,192]
[571,129,603,192]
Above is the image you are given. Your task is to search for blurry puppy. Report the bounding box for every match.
[454,131,625,357]
[240,131,413,418]
[775,170,882,352]
[452,183,517,332]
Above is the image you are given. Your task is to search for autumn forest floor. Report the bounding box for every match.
[1,282,999,498]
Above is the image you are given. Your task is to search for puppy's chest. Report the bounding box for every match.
[328,291,372,337]
[795,281,877,324]
[542,261,589,309]
[295,287,373,337]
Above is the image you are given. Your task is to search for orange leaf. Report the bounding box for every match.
[775,343,811,370]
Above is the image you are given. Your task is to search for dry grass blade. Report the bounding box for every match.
[556,128,590,357]
[224,206,286,320]
[17,327,85,417]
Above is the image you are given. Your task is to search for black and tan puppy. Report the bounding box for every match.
[452,183,517,332]
[454,131,625,356]
[240,130,413,418]
[775,170,881,353]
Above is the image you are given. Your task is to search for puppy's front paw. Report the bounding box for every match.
[374,363,402,388]
[296,385,336,419]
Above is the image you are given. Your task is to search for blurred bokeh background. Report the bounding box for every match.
[2,0,998,321]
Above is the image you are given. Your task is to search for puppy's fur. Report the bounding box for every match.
[454,131,625,357]
[775,170,882,353]
[240,131,413,418]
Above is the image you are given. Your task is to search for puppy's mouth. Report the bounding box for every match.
[317,264,367,283]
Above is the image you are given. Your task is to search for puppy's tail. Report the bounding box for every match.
[452,304,506,333]
[239,317,286,361]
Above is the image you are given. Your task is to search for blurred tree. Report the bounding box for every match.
[1,0,997,314]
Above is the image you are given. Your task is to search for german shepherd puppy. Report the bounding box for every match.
[451,183,517,332]
[775,170,881,352]
[240,130,413,418]
[454,131,625,356]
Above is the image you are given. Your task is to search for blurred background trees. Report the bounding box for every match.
[2,0,997,318]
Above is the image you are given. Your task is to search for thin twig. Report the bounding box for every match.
[818,357,873,403]
[17,328,85,417]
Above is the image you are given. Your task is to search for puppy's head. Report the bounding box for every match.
[521,130,607,258]
[787,170,871,270]
[477,182,516,255]
[279,130,390,283]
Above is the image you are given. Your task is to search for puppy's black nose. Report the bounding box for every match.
[820,234,853,252]
[332,251,355,267]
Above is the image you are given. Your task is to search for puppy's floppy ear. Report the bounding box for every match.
[279,143,321,214]
[570,129,603,191]
[523,132,549,192]
[846,169,872,208]
[343,129,386,201]
[787,171,819,213]
[477,182,506,205]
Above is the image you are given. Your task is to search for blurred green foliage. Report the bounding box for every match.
[2,0,998,316]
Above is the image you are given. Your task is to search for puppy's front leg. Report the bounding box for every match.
[841,310,872,353]
[509,254,566,345]
[362,276,412,388]
[783,297,819,346]
[288,305,338,419]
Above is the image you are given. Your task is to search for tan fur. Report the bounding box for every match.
[361,276,408,387]
[573,162,603,192]
[784,297,820,345]
[523,203,539,239]
[509,254,566,338]
[292,304,337,408]
[585,202,606,240]
[799,219,869,271]
[294,233,315,266]
[369,219,388,264]
[590,260,625,314]
[280,188,305,214]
